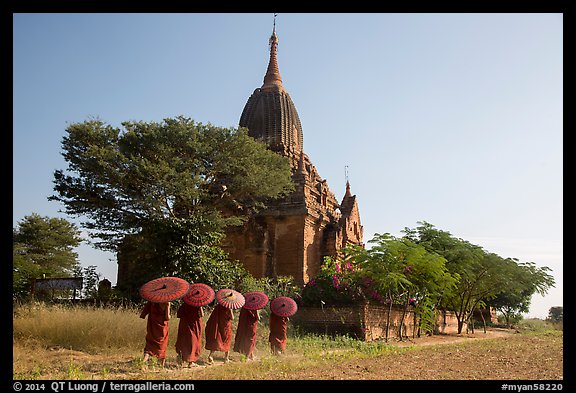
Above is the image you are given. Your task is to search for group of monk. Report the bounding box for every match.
[139,294,290,368]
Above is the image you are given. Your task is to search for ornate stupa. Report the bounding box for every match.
[223,18,364,285]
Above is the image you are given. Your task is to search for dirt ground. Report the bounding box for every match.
[278,329,564,380]
[13,328,563,380]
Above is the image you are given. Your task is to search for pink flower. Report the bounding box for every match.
[332,275,340,289]
[335,263,341,273]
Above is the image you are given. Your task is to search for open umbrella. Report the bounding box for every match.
[242,291,269,310]
[270,296,297,317]
[215,289,245,310]
[183,283,215,307]
[139,277,190,303]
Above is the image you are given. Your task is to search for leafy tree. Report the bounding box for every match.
[73,265,101,299]
[547,306,563,323]
[404,221,555,334]
[49,117,295,295]
[301,233,455,341]
[490,260,555,327]
[13,213,83,300]
[361,233,456,340]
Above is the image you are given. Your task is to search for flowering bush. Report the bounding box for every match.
[300,255,390,306]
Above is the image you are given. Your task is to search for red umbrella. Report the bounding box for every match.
[139,277,190,303]
[215,289,245,309]
[242,291,269,310]
[270,296,297,317]
[183,283,215,307]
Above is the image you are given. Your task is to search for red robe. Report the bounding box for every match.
[175,303,203,362]
[233,308,259,357]
[204,304,233,352]
[140,302,170,359]
[268,312,288,352]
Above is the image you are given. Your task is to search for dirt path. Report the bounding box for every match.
[387,326,515,347]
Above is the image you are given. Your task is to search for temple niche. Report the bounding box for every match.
[222,24,363,286]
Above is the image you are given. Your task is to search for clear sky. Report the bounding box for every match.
[12,13,562,319]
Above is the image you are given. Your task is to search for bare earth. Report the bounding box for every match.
[278,329,564,380]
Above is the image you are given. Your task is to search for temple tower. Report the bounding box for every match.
[223,19,363,285]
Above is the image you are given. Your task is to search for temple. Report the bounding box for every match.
[222,21,364,285]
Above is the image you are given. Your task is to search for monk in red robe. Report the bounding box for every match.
[204,303,234,364]
[139,301,170,367]
[175,303,204,367]
[233,308,260,360]
[268,312,288,355]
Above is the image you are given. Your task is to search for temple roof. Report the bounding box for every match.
[239,23,303,155]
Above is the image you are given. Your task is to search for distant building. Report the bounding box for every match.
[222,25,364,285]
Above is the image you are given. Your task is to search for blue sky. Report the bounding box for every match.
[13,13,562,318]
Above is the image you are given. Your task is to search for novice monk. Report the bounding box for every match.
[268,311,288,355]
[175,302,204,367]
[140,301,170,368]
[233,307,260,360]
[204,303,234,364]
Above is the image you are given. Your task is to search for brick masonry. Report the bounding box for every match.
[291,302,466,341]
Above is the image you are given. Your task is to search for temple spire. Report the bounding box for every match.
[344,166,352,197]
[262,13,284,92]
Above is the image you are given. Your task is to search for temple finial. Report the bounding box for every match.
[262,13,283,92]
[344,166,352,197]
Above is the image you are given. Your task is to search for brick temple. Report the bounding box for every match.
[116,24,363,290]
[221,25,364,285]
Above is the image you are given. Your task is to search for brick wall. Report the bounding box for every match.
[292,302,466,341]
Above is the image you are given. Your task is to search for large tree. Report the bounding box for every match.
[404,221,555,333]
[490,260,555,327]
[49,117,295,294]
[13,213,83,300]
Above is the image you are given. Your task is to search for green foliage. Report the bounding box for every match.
[238,275,301,300]
[114,215,249,300]
[300,233,457,337]
[50,117,294,251]
[546,306,563,323]
[13,213,83,300]
[403,221,555,334]
[491,261,555,327]
[516,318,562,334]
[300,251,367,306]
[50,116,295,295]
[73,265,101,299]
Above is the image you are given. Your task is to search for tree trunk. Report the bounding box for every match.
[385,291,393,343]
[479,307,487,333]
[398,295,409,341]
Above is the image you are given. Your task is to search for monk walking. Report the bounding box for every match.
[140,301,170,368]
[233,307,260,360]
[268,311,288,355]
[204,303,234,364]
[175,302,204,367]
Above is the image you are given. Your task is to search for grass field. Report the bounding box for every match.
[12,302,563,380]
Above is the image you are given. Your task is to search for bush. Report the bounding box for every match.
[516,318,562,333]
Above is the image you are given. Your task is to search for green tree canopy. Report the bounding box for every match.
[50,117,294,250]
[49,117,295,296]
[13,213,83,300]
[403,221,555,333]
[547,306,563,323]
[491,260,555,326]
